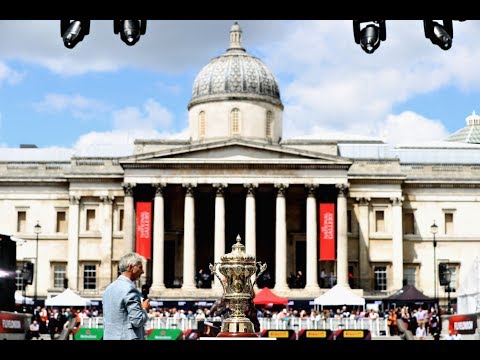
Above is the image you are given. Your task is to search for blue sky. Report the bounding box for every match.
[0,20,479,156]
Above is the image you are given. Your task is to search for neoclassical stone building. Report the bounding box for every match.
[2,23,480,305]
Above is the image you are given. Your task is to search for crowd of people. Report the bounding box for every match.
[25,305,90,340]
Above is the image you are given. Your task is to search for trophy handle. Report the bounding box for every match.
[253,262,267,288]
[209,262,226,292]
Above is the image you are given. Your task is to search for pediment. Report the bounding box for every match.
[121,139,351,165]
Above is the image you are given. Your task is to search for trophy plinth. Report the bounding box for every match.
[210,235,267,338]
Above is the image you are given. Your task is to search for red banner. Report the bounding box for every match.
[319,203,335,260]
[136,202,152,259]
[448,314,478,334]
[0,312,26,333]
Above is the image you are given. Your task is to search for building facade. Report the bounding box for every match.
[2,23,480,305]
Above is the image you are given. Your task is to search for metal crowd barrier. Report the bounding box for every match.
[81,317,388,336]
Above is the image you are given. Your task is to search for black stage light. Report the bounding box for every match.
[61,20,90,49]
[114,20,147,46]
[424,20,453,50]
[353,20,386,54]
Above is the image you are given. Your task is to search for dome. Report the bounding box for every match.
[188,22,283,110]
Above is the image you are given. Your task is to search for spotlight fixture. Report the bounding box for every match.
[114,20,147,46]
[424,20,453,50]
[353,20,386,54]
[61,20,90,49]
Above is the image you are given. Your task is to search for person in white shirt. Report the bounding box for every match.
[415,322,427,340]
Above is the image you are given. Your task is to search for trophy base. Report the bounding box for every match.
[217,332,259,338]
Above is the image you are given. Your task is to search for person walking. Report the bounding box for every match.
[102,252,150,340]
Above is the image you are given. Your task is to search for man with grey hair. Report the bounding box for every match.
[102,252,150,340]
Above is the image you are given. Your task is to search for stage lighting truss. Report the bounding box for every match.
[353,20,466,54]
[61,20,147,49]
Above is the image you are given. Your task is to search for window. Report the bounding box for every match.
[403,212,415,234]
[445,213,453,235]
[347,210,352,233]
[118,209,124,231]
[83,264,97,290]
[86,209,96,231]
[199,111,206,138]
[375,210,385,232]
[403,266,417,286]
[56,211,67,233]
[265,111,273,139]
[53,264,66,289]
[374,266,387,291]
[231,108,240,135]
[17,211,26,233]
[15,265,25,291]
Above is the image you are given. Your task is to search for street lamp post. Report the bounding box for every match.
[33,221,42,304]
[430,221,438,300]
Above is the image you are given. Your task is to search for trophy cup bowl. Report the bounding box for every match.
[210,235,267,337]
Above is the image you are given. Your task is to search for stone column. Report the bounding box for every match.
[336,184,349,287]
[357,196,371,288]
[151,183,167,294]
[274,183,289,291]
[305,184,319,291]
[182,183,197,291]
[67,195,80,291]
[100,195,114,288]
[391,196,404,291]
[244,183,258,257]
[122,183,136,253]
[213,183,227,291]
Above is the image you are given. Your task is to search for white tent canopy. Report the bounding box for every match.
[457,256,480,314]
[313,284,366,308]
[44,288,91,307]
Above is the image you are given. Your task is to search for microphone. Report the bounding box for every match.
[141,284,150,300]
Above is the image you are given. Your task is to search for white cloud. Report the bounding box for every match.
[33,93,109,120]
[0,20,286,76]
[378,111,449,145]
[72,127,189,157]
[260,20,480,139]
[112,99,173,130]
[70,98,182,156]
[0,62,25,86]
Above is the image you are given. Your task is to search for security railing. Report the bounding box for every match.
[80,316,388,337]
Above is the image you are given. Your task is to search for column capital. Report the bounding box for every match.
[356,197,371,205]
[69,195,80,205]
[274,183,289,197]
[244,183,258,196]
[212,183,228,196]
[305,184,319,197]
[183,183,197,196]
[390,196,404,206]
[153,183,167,196]
[122,183,136,196]
[335,183,350,197]
[100,195,114,204]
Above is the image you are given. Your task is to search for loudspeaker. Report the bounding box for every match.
[0,234,17,311]
[438,263,450,286]
[23,262,34,285]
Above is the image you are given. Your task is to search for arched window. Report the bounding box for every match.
[266,111,273,139]
[231,108,240,135]
[199,111,206,139]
